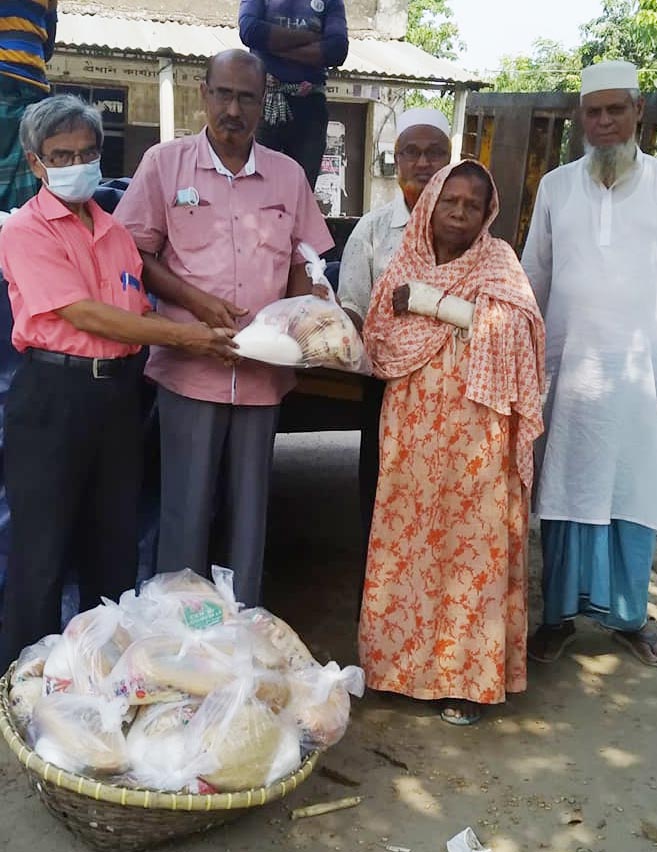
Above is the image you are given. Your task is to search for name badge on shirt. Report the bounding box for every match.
[121,271,141,292]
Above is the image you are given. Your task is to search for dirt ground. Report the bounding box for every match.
[1,431,657,852]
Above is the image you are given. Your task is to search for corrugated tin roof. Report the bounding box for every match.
[55,13,482,88]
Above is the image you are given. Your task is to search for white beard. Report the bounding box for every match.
[584,138,637,186]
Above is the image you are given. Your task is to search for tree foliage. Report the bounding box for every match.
[580,1,649,70]
[491,0,657,92]
[494,39,581,93]
[404,0,467,121]
[406,0,465,60]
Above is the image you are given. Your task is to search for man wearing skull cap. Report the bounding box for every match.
[522,60,657,667]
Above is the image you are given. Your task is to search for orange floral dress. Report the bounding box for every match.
[359,335,528,702]
[358,161,545,705]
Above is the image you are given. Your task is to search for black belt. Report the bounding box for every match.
[26,348,138,379]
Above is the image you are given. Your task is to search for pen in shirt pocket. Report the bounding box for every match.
[121,271,141,291]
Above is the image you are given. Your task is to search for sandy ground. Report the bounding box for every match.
[1,431,657,852]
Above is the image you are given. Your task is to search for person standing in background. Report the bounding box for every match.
[0,0,58,210]
[238,0,348,188]
[338,107,452,569]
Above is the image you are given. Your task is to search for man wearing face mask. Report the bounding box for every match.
[0,94,230,668]
[337,107,451,566]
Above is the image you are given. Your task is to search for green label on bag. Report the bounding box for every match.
[183,600,224,630]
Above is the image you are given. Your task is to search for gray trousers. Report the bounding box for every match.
[156,386,279,607]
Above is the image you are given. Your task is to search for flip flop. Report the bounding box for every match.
[527,623,576,663]
[613,620,657,667]
[439,701,481,726]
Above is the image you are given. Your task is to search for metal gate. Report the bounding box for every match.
[463,91,657,252]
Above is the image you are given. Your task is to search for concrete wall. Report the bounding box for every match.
[59,0,408,38]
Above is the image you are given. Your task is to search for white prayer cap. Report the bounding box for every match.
[580,60,639,98]
[396,107,451,139]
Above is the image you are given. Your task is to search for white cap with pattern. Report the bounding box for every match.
[396,107,451,139]
[581,60,640,97]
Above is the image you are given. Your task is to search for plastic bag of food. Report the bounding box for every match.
[125,700,208,791]
[188,679,301,793]
[30,693,130,776]
[104,626,246,705]
[9,677,44,735]
[286,661,365,749]
[12,635,60,683]
[115,567,240,641]
[42,605,131,696]
[241,608,315,672]
[233,242,371,374]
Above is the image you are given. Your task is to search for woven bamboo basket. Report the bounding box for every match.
[0,667,319,851]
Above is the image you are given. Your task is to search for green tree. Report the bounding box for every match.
[404,0,466,120]
[579,1,647,67]
[406,0,465,60]
[491,0,657,93]
[493,39,581,93]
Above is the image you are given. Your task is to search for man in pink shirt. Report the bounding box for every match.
[0,94,229,668]
[115,49,333,605]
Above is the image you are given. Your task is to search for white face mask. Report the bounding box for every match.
[37,157,102,203]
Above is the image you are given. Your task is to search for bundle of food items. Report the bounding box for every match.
[232,242,371,374]
[8,568,364,794]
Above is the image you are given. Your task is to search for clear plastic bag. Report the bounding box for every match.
[233,243,371,374]
[125,700,207,791]
[12,634,60,683]
[113,567,241,641]
[104,625,247,706]
[188,679,302,793]
[286,662,365,749]
[30,693,130,776]
[240,608,315,671]
[42,605,130,696]
[9,677,43,735]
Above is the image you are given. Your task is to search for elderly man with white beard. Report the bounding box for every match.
[522,60,657,667]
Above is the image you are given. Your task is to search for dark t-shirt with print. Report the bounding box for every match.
[238,0,348,83]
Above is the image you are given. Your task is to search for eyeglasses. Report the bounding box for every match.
[396,145,449,164]
[205,87,262,109]
[39,147,101,168]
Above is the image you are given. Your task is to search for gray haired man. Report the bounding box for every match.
[0,95,227,668]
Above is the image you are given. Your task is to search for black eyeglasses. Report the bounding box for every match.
[205,87,262,109]
[396,145,449,164]
[39,147,101,168]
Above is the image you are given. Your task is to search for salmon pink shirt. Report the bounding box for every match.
[0,188,151,357]
[114,132,333,406]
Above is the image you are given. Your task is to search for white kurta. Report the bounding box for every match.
[337,190,409,321]
[522,150,657,530]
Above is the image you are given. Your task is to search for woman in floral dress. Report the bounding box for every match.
[359,160,545,725]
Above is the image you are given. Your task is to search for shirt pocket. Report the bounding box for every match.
[116,270,150,315]
[256,208,295,302]
[258,208,293,256]
[167,205,223,264]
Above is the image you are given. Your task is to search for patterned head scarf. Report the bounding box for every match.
[363,159,546,488]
